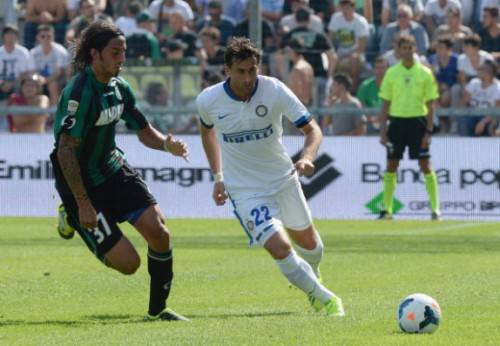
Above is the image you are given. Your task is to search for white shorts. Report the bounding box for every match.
[230,177,313,247]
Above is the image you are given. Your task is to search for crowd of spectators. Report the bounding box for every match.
[0,0,498,136]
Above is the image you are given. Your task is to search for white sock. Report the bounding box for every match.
[295,234,323,278]
[276,251,333,304]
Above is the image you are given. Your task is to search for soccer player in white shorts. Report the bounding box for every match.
[197,37,344,316]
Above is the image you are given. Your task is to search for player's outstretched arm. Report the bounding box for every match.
[137,124,190,161]
[57,133,97,228]
[296,119,323,177]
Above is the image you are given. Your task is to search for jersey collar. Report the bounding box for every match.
[223,77,259,102]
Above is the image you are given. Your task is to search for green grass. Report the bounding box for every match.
[1,218,499,345]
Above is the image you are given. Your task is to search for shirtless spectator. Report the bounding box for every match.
[65,0,113,43]
[286,38,314,106]
[8,74,49,133]
[24,0,67,49]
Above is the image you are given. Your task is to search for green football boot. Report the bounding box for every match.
[325,296,345,317]
[57,204,75,239]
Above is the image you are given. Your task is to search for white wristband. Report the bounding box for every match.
[213,172,224,183]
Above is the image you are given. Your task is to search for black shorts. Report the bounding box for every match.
[387,116,431,160]
[50,153,156,261]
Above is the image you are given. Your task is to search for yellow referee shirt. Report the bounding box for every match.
[379,61,439,118]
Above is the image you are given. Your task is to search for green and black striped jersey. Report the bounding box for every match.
[52,66,148,187]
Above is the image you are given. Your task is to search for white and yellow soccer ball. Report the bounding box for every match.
[397,293,441,333]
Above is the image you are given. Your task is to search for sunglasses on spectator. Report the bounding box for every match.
[39,34,52,39]
[397,13,409,18]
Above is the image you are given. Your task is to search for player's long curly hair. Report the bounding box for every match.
[71,20,124,74]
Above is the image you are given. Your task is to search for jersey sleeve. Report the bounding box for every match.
[121,81,148,131]
[196,92,214,128]
[379,70,393,101]
[59,78,92,139]
[424,70,439,102]
[276,79,311,128]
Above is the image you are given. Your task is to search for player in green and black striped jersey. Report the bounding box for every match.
[50,20,189,321]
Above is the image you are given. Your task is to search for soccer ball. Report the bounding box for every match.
[397,293,441,333]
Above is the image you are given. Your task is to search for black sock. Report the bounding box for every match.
[147,247,173,316]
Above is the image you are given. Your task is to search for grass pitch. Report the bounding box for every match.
[1,218,499,345]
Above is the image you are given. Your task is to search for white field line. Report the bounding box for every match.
[368,222,499,236]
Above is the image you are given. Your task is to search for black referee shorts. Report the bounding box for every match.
[386,116,431,160]
[50,153,156,261]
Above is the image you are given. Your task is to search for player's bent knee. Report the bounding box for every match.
[147,227,171,250]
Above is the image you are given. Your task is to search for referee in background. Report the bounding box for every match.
[378,35,441,220]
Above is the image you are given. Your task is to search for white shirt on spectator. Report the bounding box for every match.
[0,44,34,81]
[280,13,324,33]
[465,77,500,108]
[115,16,138,37]
[148,0,194,21]
[424,0,461,27]
[458,51,494,78]
[30,43,69,78]
[328,12,369,56]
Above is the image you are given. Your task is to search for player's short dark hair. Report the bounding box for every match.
[72,20,124,73]
[396,34,416,48]
[374,56,388,66]
[463,34,481,47]
[224,37,261,67]
[333,72,352,91]
[295,7,311,22]
[437,36,453,48]
[483,6,499,18]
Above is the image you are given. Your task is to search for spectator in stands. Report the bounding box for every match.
[428,36,458,132]
[460,60,500,136]
[431,7,473,54]
[333,0,374,24]
[24,0,67,49]
[166,11,202,59]
[165,39,187,60]
[2,0,18,27]
[325,73,367,135]
[8,74,49,133]
[309,0,335,25]
[424,0,461,33]
[381,0,424,27]
[67,0,109,20]
[280,8,337,108]
[199,26,226,76]
[115,1,143,37]
[380,4,429,55]
[0,26,34,130]
[261,0,284,23]
[472,0,500,31]
[148,0,195,28]
[30,25,70,105]
[65,0,113,43]
[478,6,500,60]
[126,10,162,60]
[223,0,247,23]
[356,56,388,133]
[457,34,494,87]
[280,0,324,33]
[143,82,174,133]
[328,0,370,90]
[286,38,314,106]
[233,3,277,52]
[196,0,235,46]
